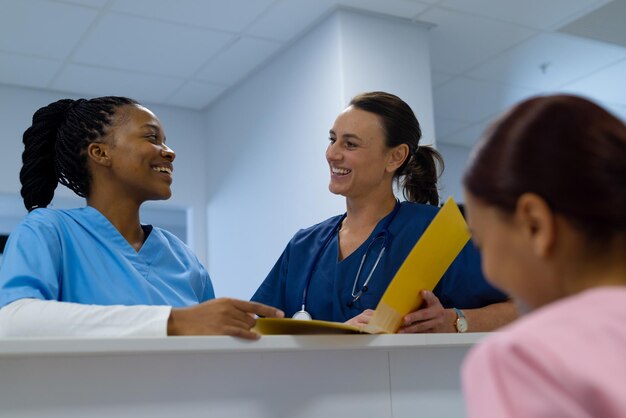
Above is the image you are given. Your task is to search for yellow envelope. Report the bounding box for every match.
[254,197,470,335]
[362,197,470,333]
[253,317,361,335]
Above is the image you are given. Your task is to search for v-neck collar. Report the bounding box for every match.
[80,206,158,257]
[335,201,400,264]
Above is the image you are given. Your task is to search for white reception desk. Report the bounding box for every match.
[0,333,487,418]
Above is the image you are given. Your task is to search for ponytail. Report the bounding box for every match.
[400,145,444,205]
[20,100,73,211]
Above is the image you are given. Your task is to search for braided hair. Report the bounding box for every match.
[20,96,138,211]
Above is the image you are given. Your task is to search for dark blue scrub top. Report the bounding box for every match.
[252,201,508,322]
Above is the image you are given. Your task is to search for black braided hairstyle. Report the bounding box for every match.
[20,96,139,212]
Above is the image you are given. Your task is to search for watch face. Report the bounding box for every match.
[456,317,468,333]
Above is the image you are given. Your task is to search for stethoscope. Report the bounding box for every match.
[292,200,401,320]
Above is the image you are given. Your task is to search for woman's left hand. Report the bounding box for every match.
[345,309,375,328]
[397,290,451,333]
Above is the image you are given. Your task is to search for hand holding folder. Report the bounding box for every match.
[253,197,470,335]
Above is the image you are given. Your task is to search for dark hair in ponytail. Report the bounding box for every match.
[400,145,444,205]
[20,96,139,212]
[349,91,443,205]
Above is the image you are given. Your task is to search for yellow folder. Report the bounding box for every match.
[254,197,470,335]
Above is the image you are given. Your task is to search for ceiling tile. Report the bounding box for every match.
[168,81,228,110]
[1,0,624,114]
[0,0,98,59]
[51,64,184,104]
[434,76,538,123]
[439,0,611,30]
[110,0,275,32]
[419,7,536,74]
[560,1,626,48]
[196,37,282,84]
[337,0,429,18]
[55,0,110,8]
[246,0,335,41]
[72,13,234,77]
[431,71,454,87]
[469,32,626,90]
[561,58,626,106]
[0,52,63,88]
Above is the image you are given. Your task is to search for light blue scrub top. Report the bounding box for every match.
[252,201,507,322]
[0,206,214,308]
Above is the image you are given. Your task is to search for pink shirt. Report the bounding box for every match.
[462,287,626,418]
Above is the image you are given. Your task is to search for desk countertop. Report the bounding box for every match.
[0,332,489,357]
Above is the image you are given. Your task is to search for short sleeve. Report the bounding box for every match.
[0,215,63,307]
[250,243,290,311]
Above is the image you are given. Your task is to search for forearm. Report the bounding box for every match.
[450,300,518,333]
[0,298,171,337]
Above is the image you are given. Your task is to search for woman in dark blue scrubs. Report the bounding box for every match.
[252,92,517,333]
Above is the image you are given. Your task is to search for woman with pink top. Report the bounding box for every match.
[461,94,626,418]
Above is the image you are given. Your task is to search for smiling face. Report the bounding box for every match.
[99,104,175,203]
[327,106,404,200]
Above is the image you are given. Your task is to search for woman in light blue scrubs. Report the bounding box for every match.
[252,91,516,333]
[0,97,282,338]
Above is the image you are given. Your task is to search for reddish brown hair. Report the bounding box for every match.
[463,94,626,240]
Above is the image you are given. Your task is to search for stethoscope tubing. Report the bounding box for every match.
[295,200,401,319]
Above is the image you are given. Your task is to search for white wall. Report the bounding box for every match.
[339,11,435,146]
[0,84,209,264]
[204,10,434,299]
[438,143,473,203]
[204,12,345,298]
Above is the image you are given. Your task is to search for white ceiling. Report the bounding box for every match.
[1,0,625,147]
